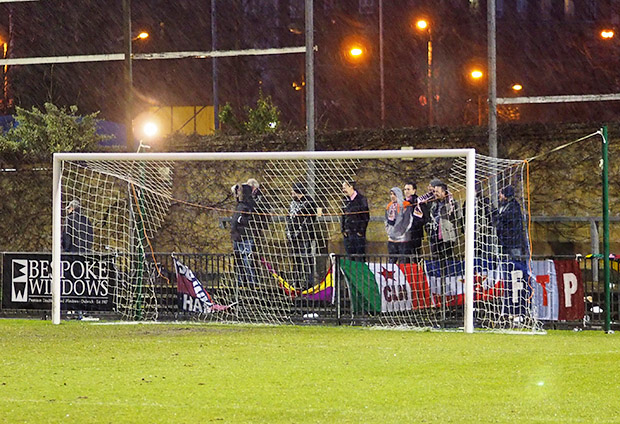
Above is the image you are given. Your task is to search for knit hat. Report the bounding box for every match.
[502,186,515,198]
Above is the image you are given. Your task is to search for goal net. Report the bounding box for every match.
[52,150,541,332]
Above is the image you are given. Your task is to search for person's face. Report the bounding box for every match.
[434,186,447,200]
[499,191,506,202]
[403,184,416,198]
[390,191,397,202]
[292,190,302,200]
[342,182,355,197]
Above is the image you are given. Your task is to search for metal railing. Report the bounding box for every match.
[1,252,617,329]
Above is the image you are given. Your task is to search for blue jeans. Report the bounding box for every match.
[233,239,255,285]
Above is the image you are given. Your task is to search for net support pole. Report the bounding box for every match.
[52,154,62,324]
[464,149,476,333]
[602,126,611,333]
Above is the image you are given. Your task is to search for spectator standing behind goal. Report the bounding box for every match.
[286,182,317,289]
[341,181,370,257]
[246,178,270,234]
[428,182,462,262]
[403,181,426,261]
[62,199,94,253]
[231,184,257,285]
[385,187,412,264]
[493,185,526,260]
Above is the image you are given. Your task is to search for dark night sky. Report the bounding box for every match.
[1,0,620,129]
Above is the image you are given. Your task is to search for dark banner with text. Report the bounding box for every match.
[2,253,115,311]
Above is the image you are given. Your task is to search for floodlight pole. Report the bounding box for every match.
[487,0,498,159]
[305,0,314,152]
[305,0,316,199]
[122,0,134,151]
[602,126,611,333]
[211,0,219,130]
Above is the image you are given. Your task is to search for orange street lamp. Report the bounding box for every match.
[416,19,428,30]
[349,46,364,58]
[468,69,485,125]
[601,29,615,40]
[415,18,433,126]
[471,69,483,80]
[133,31,149,41]
[512,83,523,92]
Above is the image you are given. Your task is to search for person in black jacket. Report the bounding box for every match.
[62,200,94,253]
[341,181,370,257]
[231,184,257,285]
[493,185,526,260]
[403,181,426,262]
[286,182,317,289]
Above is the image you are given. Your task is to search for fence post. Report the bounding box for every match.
[601,126,611,333]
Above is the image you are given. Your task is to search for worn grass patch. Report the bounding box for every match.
[0,320,618,423]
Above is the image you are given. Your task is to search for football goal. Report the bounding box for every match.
[52,149,541,332]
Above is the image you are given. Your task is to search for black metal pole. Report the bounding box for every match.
[122,0,134,151]
[211,0,219,130]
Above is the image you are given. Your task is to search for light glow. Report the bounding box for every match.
[143,121,158,139]
[349,47,363,57]
[471,70,483,79]
[601,30,615,40]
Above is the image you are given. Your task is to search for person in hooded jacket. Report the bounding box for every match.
[385,187,413,263]
[231,184,257,285]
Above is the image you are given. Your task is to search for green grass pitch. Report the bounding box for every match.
[1,320,619,423]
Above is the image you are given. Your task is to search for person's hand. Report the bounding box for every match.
[356,232,364,237]
[343,231,349,238]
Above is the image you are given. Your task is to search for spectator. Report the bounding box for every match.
[493,185,526,259]
[62,200,94,253]
[403,181,426,261]
[231,184,257,285]
[385,187,412,263]
[286,182,317,289]
[341,181,370,257]
[428,182,462,262]
[245,177,269,234]
[231,184,240,201]
[245,178,263,203]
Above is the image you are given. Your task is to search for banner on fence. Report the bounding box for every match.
[2,253,115,311]
[339,258,585,321]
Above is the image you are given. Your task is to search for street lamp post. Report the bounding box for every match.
[0,37,8,112]
[470,69,484,126]
[122,0,133,151]
[416,19,433,126]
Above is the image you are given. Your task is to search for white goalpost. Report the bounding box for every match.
[51,149,540,332]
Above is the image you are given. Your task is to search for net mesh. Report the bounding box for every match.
[59,152,542,331]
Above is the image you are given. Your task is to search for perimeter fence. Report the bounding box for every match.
[1,251,617,330]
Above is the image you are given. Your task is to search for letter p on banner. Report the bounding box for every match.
[563,273,578,308]
[554,260,585,321]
